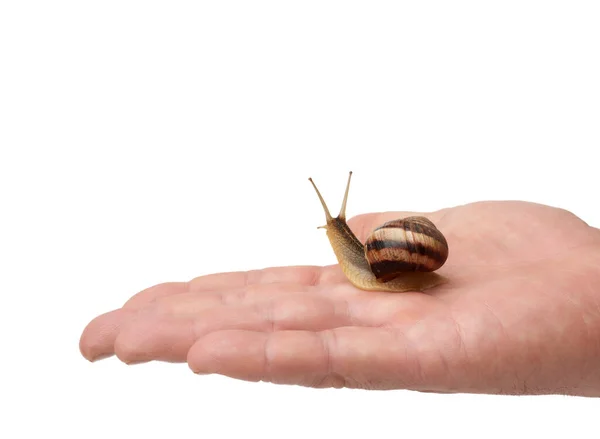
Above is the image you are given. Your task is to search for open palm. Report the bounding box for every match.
[80,201,600,396]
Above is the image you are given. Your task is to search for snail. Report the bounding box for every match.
[308,172,449,292]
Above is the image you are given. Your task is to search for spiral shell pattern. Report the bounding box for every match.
[364,216,449,282]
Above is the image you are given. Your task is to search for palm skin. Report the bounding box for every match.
[79,201,600,396]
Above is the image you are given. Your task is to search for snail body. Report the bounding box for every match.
[309,172,448,292]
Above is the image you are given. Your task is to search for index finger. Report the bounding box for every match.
[124,265,342,309]
[188,265,325,291]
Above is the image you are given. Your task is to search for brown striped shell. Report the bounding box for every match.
[364,216,449,283]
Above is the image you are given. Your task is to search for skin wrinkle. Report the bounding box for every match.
[339,298,357,327]
[308,267,322,287]
[261,299,276,333]
[583,273,600,319]
[576,313,600,387]
[515,290,569,393]
[434,341,452,389]
[313,330,334,388]
[449,308,470,378]
[582,292,600,372]
[191,311,203,342]
[479,301,515,391]
[516,347,544,395]
[377,307,416,330]
[311,341,348,388]
[122,282,186,310]
[117,312,181,363]
[390,327,414,390]
[310,328,356,389]
[582,254,600,319]
[243,268,265,288]
[241,283,315,306]
[263,332,274,383]
[425,311,463,389]
[557,267,590,331]
[114,319,149,364]
[550,266,598,391]
[217,289,232,307]
[484,300,548,395]
[325,332,352,388]
[229,284,253,305]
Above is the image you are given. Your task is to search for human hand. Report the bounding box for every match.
[79,201,600,396]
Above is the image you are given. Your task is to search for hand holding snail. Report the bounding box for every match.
[81,194,600,396]
[309,172,449,292]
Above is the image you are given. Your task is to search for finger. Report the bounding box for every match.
[130,269,351,318]
[81,282,191,361]
[187,325,457,390]
[114,294,353,364]
[122,266,338,311]
[188,266,326,291]
[123,282,189,309]
[146,281,330,319]
[114,311,195,364]
[79,308,136,361]
[82,282,212,361]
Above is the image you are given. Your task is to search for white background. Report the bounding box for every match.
[1,1,599,438]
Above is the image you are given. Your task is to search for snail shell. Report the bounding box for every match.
[365,217,449,282]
